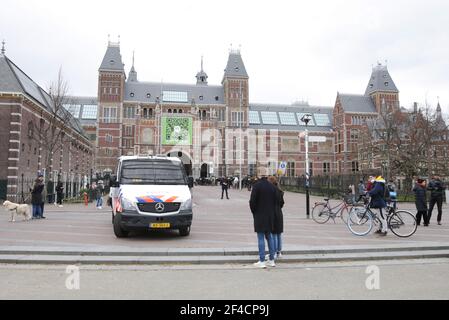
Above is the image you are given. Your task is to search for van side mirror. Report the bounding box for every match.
[187,177,194,189]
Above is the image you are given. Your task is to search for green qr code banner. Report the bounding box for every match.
[161,117,193,145]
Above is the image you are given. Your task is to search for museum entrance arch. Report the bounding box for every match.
[167,151,193,176]
[200,163,209,178]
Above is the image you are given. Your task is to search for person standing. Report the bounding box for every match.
[56,181,64,208]
[96,181,104,209]
[30,176,44,219]
[357,179,366,203]
[413,178,428,226]
[47,178,54,204]
[268,176,284,259]
[249,176,276,268]
[368,175,388,236]
[427,175,445,225]
[220,176,229,200]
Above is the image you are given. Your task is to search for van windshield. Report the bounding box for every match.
[120,159,187,185]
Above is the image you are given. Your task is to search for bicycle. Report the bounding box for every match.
[346,200,417,238]
[312,195,363,224]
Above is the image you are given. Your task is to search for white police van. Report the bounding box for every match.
[110,156,193,238]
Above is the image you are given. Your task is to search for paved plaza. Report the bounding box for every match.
[1,186,448,250]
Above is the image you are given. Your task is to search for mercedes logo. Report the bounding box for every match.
[155,203,165,212]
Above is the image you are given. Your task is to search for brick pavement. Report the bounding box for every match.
[0,186,448,249]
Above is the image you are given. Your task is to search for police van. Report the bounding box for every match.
[110,156,193,238]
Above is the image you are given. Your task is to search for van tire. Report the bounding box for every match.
[179,226,190,237]
[113,214,129,238]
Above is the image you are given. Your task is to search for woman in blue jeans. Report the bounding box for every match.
[268,176,284,259]
[249,176,277,268]
[31,177,44,219]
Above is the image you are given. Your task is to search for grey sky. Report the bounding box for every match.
[1,0,448,113]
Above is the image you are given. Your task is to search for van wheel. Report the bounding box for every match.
[113,214,129,238]
[179,226,190,237]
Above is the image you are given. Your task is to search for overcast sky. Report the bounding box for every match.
[1,0,448,113]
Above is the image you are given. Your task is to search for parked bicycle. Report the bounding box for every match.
[347,200,417,238]
[312,195,363,224]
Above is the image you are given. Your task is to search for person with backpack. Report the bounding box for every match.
[368,175,388,236]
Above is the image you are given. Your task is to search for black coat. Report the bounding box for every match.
[249,178,276,233]
[31,181,44,205]
[413,183,428,211]
[273,188,284,234]
[428,179,445,198]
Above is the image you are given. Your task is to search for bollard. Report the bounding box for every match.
[83,192,88,206]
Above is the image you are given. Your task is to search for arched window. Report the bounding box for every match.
[143,108,148,118]
[202,110,207,120]
[173,109,178,114]
[178,109,183,114]
[168,109,172,113]
[148,108,153,118]
[27,121,34,138]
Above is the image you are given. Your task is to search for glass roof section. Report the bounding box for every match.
[314,113,331,126]
[279,112,297,125]
[81,104,98,119]
[249,111,261,124]
[64,104,81,118]
[261,111,279,125]
[162,91,188,103]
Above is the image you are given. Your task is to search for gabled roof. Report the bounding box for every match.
[338,94,377,113]
[365,64,399,95]
[223,50,248,79]
[99,43,125,72]
[0,55,89,140]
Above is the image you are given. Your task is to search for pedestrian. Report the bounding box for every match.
[30,176,44,219]
[38,173,46,219]
[387,178,398,211]
[427,175,445,225]
[249,176,276,268]
[357,179,367,203]
[56,181,64,208]
[220,176,229,199]
[233,176,239,189]
[47,178,54,204]
[368,175,388,236]
[413,178,428,226]
[96,180,104,209]
[366,176,375,192]
[268,176,284,260]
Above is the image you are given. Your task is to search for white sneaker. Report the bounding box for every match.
[276,252,283,259]
[58,205,63,208]
[253,261,267,268]
[266,260,276,267]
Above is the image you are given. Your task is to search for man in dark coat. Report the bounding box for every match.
[427,175,445,225]
[249,176,276,268]
[220,177,229,200]
[414,178,429,226]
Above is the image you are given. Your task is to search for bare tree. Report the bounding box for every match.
[30,68,74,179]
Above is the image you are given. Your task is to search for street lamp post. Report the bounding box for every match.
[301,114,312,219]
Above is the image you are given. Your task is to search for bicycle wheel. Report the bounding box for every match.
[312,203,331,224]
[347,207,373,236]
[340,206,350,224]
[388,210,417,238]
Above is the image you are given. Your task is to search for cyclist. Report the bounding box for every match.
[368,175,388,236]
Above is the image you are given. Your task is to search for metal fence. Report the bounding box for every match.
[279,175,418,201]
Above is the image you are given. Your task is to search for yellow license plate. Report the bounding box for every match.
[150,223,171,229]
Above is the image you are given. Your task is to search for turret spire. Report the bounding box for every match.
[1,40,5,55]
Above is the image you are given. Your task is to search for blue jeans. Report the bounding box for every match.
[272,233,282,254]
[32,205,42,218]
[96,197,103,207]
[257,232,275,262]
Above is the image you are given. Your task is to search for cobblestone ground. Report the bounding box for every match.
[1,186,448,249]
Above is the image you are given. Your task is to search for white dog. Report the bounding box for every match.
[2,200,32,222]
